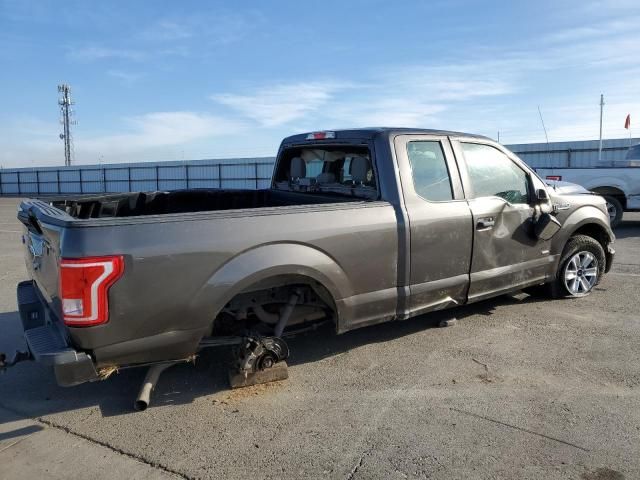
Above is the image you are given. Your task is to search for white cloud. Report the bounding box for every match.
[0,112,247,167]
[107,70,144,86]
[80,112,244,152]
[330,98,446,128]
[212,82,348,127]
[67,46,146,62]
[583,0,640,12]
[136,12,262,49]
[210,60,520,130]
[387,63,519,101]
[139,20,194,42]
[66,11,262,66]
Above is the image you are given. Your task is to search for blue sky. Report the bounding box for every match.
[1,0,639,167]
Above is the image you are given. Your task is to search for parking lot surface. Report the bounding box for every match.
[0,197,638,480]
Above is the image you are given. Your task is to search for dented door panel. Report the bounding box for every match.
[466,197,553,301]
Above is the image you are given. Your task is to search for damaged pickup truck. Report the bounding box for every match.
[4,128,615,409]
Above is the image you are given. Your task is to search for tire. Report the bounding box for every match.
[603,195,623,228]
[551,235,606,298]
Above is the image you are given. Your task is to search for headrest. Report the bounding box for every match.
[350,156,370,184]
[290,157,306,179]
[316,172,336,184]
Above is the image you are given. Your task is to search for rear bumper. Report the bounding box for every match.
[17,280,99,386]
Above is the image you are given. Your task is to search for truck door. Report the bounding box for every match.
[393,135,473,317]
[451,139,554,302]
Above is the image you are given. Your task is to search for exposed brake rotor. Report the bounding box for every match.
[237,336,289,375]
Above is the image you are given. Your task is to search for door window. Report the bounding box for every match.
[461,143,529,204]
[407,141,454,201]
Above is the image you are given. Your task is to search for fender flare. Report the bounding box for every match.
[551,206,614,258]
[189,242,352,327]
[581,179,627,195]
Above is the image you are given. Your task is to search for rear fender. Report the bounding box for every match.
[581,178,627,193]
[190,243,352,328]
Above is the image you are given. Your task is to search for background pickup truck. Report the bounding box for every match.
[10,128,615,406]
[536,145,640,227]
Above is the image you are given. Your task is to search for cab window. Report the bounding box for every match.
[461,142,529,204]
[406,141,454,201]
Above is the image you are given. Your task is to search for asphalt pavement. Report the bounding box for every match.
[0,197,638,480]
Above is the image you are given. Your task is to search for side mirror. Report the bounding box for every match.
[534,212,561,240]
[536,188,549,201]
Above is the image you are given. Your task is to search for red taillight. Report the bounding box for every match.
[60,256,124,327]
[546,175,562,181]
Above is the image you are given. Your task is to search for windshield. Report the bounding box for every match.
[273,146,377,200]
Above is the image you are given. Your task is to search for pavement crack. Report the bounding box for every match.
[472,358,489,371]
[450,407,590,452]
[346,448,372,480]
[0,402,191,479]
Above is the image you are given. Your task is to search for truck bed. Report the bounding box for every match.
[48,189,358,219]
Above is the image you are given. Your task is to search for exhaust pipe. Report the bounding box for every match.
[134,363,173,411]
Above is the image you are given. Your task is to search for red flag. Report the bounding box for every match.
[624,114,631,129]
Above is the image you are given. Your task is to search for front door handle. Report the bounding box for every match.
[477,217,495,230]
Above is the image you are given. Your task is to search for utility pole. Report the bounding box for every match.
[58,84,76,166]
[598,94,604,163]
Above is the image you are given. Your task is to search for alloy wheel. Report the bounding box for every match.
[563,251,598,296]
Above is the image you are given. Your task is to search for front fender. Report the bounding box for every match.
[190,242,352,325]
[551,205,614,258]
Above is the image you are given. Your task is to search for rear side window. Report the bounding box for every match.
[406,141,453,201]
[461,142,529,204]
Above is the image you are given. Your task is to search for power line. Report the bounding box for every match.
[58,84,77,167]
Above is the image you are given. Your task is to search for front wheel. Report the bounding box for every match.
[554,235,606,298]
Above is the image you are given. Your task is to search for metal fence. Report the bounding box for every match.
[506,138,639,169]
[510,145,631,169]
[2,138,637,195]
[0,160,276,196]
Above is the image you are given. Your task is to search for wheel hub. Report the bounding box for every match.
[563,251,598,296]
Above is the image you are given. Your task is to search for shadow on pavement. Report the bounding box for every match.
[0,425,43,441]
[0,292,554,420]
[612,217,640,239]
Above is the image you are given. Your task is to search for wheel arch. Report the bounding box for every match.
[590,186,627,208]
[189,243,351,331]
[553,216,614,274]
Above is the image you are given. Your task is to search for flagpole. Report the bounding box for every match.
[598,94,604,162]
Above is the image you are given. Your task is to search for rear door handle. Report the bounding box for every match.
[477,217,495,230]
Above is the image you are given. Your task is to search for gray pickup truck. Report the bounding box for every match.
[5,128,615,409]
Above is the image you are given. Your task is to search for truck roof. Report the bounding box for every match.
[282,127,492,144]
